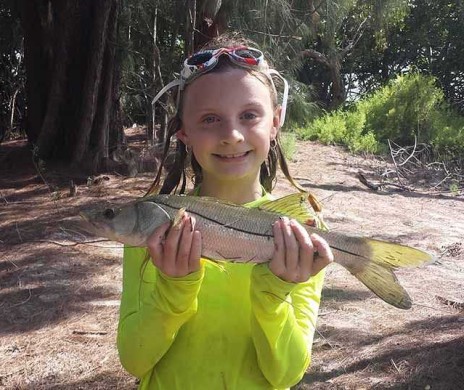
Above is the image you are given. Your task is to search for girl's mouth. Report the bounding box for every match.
[214,151,250,159]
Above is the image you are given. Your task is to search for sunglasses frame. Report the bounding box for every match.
[181,47,266,83]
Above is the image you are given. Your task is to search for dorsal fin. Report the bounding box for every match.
[258,192,328,230]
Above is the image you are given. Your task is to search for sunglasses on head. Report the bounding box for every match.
[152,46,289,127]
[181,46,266,81]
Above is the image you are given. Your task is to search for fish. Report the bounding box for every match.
[78,192,433,309]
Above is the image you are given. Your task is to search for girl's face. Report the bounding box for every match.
[177,68,280,191]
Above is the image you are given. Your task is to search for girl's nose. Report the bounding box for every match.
[220,120,245,145]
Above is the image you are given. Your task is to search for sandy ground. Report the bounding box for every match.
[1,129,463,389]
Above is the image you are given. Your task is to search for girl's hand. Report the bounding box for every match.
[147,212,202,278]
[270,217,333,283]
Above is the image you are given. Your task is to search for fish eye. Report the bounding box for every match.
[103,208,115,219]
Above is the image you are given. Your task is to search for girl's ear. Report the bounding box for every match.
[271,106,282,140]
[176,128,189,145]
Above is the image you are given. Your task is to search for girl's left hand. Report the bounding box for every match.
[270,217,334,283]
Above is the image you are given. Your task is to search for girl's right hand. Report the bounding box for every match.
[147,212,202,277]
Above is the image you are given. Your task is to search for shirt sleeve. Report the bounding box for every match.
[250,263,325,388]
[117,246,204,378]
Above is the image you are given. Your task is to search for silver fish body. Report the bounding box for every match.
[80,193,433,309]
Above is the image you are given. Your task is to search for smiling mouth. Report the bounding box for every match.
[214,151,250,159]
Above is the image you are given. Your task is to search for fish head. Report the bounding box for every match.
[80,199,171,246]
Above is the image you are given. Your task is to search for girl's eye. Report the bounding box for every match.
[241,112,257,120]
[202,116,218,124]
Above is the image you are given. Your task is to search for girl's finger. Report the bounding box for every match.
[162,215,187,274]
[281,218,299,276]
[290,219,315,281]
[269,219,286,277]
[146,221,171,268]
[310,233,334,276]
[188,229,202,273]
[175,213,193,274]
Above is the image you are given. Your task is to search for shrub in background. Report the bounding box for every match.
[295,72,464,158]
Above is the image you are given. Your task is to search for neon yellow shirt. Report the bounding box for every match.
[117,194,325,389]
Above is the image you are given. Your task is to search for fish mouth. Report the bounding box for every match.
[213,151,250,159]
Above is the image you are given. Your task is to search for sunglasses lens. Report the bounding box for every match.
[187,51,214,66]
[234,48,261,59]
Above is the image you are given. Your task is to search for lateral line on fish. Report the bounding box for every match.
[154,200,373,260]
[153,201,274,239]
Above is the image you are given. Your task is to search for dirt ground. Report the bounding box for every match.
[1,128,463,389]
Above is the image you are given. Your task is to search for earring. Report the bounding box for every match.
[185,144,191,154]
[270,139,277,152]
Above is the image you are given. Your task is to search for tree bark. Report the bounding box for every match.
[72,0,112,163]
[36,0,77,158]
[19,0,48,143]
[195,0,226,49]
[20,0,123,170]
[91,0,119,168]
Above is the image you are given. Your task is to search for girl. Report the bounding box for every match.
[117,36,334,390]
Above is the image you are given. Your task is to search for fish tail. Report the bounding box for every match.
[329,236,433,309]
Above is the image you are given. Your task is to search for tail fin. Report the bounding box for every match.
[351,259,413,309]
[327,235,433,309]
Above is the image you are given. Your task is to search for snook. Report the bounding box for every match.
[79,193,433,309]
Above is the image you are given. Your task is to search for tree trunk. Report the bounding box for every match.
[72,0,112,164]
[185,0,196,56]
[195,0,227,49]
[327,55,345,109]
[19,0,49,144]
[91,1,119,168]
[19,0,123,171]
[301,48,346,109]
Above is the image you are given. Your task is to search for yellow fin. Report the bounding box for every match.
[259,192,328,230]
[367,238,434,268]
[330,236,433,309]
[354,261,413,309]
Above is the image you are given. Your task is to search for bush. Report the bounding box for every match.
[296,110,379,153]
[295,72,464,157]
[358,72,444,144]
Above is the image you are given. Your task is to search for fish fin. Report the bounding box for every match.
[328,233,434,269]
[259,193,328,230]
[367,238,435,268]
[351,261,413,309]
[330,236,433,309]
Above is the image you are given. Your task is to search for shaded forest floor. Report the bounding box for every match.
[1,128,463,389]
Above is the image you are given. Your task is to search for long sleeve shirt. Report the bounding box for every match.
[117,194,326,390]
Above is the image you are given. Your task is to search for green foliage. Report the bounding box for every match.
[279,131,297,161]
[427,106,464,154]
[296,110,379,153]
[347,0,464,113]
[296,72,464,157]
[358,72,444,144]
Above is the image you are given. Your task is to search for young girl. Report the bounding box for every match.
[117,36,334,390]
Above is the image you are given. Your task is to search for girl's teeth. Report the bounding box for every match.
[219,152,247,158]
